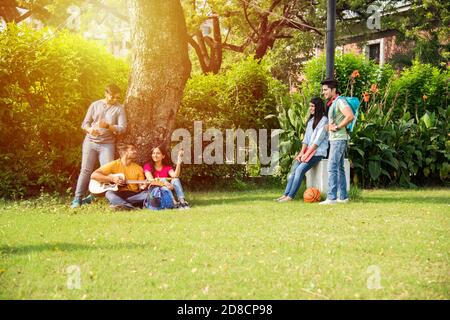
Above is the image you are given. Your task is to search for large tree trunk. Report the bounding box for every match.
[124,0,191,164]
[0,0,20,23]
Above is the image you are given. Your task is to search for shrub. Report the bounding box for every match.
[276,52,449,187]
[0,24,129,198]
[266,93,309,178]
[388,60,449,117]
[349,104,449,188]
[301,52,393,100]
[175,56,286,183]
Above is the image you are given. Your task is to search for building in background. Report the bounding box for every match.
[316,2,413,68]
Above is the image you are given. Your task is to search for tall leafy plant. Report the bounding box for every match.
[267,93,309,177]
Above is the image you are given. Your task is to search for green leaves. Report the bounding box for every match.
[368,160,381,181]
[273,93,309,176]
[350,101,448,187]
[176,56,286,182]
[0,24,130,198]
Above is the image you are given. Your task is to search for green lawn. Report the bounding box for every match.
[0,187,449,300]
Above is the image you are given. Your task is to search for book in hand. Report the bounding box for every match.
[300,147,316,163]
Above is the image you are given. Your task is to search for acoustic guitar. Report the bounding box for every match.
[89,173,171,194]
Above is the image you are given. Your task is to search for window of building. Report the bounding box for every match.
[369,43,381,63]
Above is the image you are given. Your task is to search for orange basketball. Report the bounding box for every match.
[303,188,321,203]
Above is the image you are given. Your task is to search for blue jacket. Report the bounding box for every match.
[302,116,329,157]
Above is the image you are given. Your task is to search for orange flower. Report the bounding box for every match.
[363,92,370,102]
[370,84,378,93]
[422,95,428,101]
[351,70,360,78]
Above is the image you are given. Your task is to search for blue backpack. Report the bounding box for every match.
[143,187,174,210]
[332,96,360,132]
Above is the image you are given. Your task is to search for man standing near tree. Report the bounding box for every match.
[71,84,127,208]
[319,78,354,205]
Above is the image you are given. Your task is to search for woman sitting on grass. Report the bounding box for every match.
[143,146,190,209]
[277,97,328,202]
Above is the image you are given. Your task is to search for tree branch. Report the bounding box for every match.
[188,36,209,74]
[242,0,259,39]
[269,0,283,13]
[223,24,232,44]
[275,34,293,39]
[285,19,323,36]
[188,15,223,74]
[0,0,20,23]
[195,30,210,63]
[15,9,33,23]
[295,12,319,32]
[268,18,285,35]
[210,15,222,73]
[223,37,252,53]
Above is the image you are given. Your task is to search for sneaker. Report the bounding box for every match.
[179,200,191,210]
[70,198,82,209]
[275,195,287,202]
[82,194,95,205]
[337,198,349,203]
[319,199,337,205]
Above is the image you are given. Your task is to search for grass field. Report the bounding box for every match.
[0,187,449,300]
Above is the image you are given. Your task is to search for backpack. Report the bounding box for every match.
[143,186,174,210]
[332,96,360,132]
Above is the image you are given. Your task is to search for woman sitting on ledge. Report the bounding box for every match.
[277,97,328,202]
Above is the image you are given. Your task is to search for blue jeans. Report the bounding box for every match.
[160,178,186,200]
[105,190,148,209]
[327,140,348,200]
[284,156,323,199]
[74,137,115,199]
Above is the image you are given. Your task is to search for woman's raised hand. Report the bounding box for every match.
[177,149,184,164]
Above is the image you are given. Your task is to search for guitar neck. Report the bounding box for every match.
[125,180,148,184]
[125,178,172,184]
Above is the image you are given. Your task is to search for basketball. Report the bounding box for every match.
[303,188,321,203]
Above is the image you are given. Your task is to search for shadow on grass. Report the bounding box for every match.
[362,195,450,205]
[0,242,151,256]
[191,194,286,207]
[189,190,449,207]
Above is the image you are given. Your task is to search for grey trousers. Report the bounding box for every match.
[74,137,115,199]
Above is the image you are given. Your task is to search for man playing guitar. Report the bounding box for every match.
[90,143,148,210]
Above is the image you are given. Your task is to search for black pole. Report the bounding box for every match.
[326,0,336,80]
